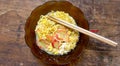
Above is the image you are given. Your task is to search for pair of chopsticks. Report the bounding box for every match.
[47,15,118,47]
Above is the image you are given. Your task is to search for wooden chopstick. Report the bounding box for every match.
[47,15,118,47]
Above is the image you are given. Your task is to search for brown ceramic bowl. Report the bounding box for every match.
[25,1,89,65]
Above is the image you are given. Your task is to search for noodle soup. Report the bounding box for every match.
[35,11,79,55]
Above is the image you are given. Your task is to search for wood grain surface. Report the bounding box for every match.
[0,0,120,66]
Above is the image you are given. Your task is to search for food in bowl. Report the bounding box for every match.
[35,11,79,55]
[25,1,89,65]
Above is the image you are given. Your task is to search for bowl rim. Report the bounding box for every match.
[25,1,89,65]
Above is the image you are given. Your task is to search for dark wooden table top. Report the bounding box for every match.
[0,0,120,66]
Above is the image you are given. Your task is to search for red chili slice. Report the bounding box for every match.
[52,42,55,48]
[52,37,58,48]
[90,29,99,33]
[46,35,53,42]
[55,34,63,40]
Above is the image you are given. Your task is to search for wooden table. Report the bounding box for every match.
[0,0,120,66]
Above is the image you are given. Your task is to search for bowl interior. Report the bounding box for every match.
[25,1,89,65]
